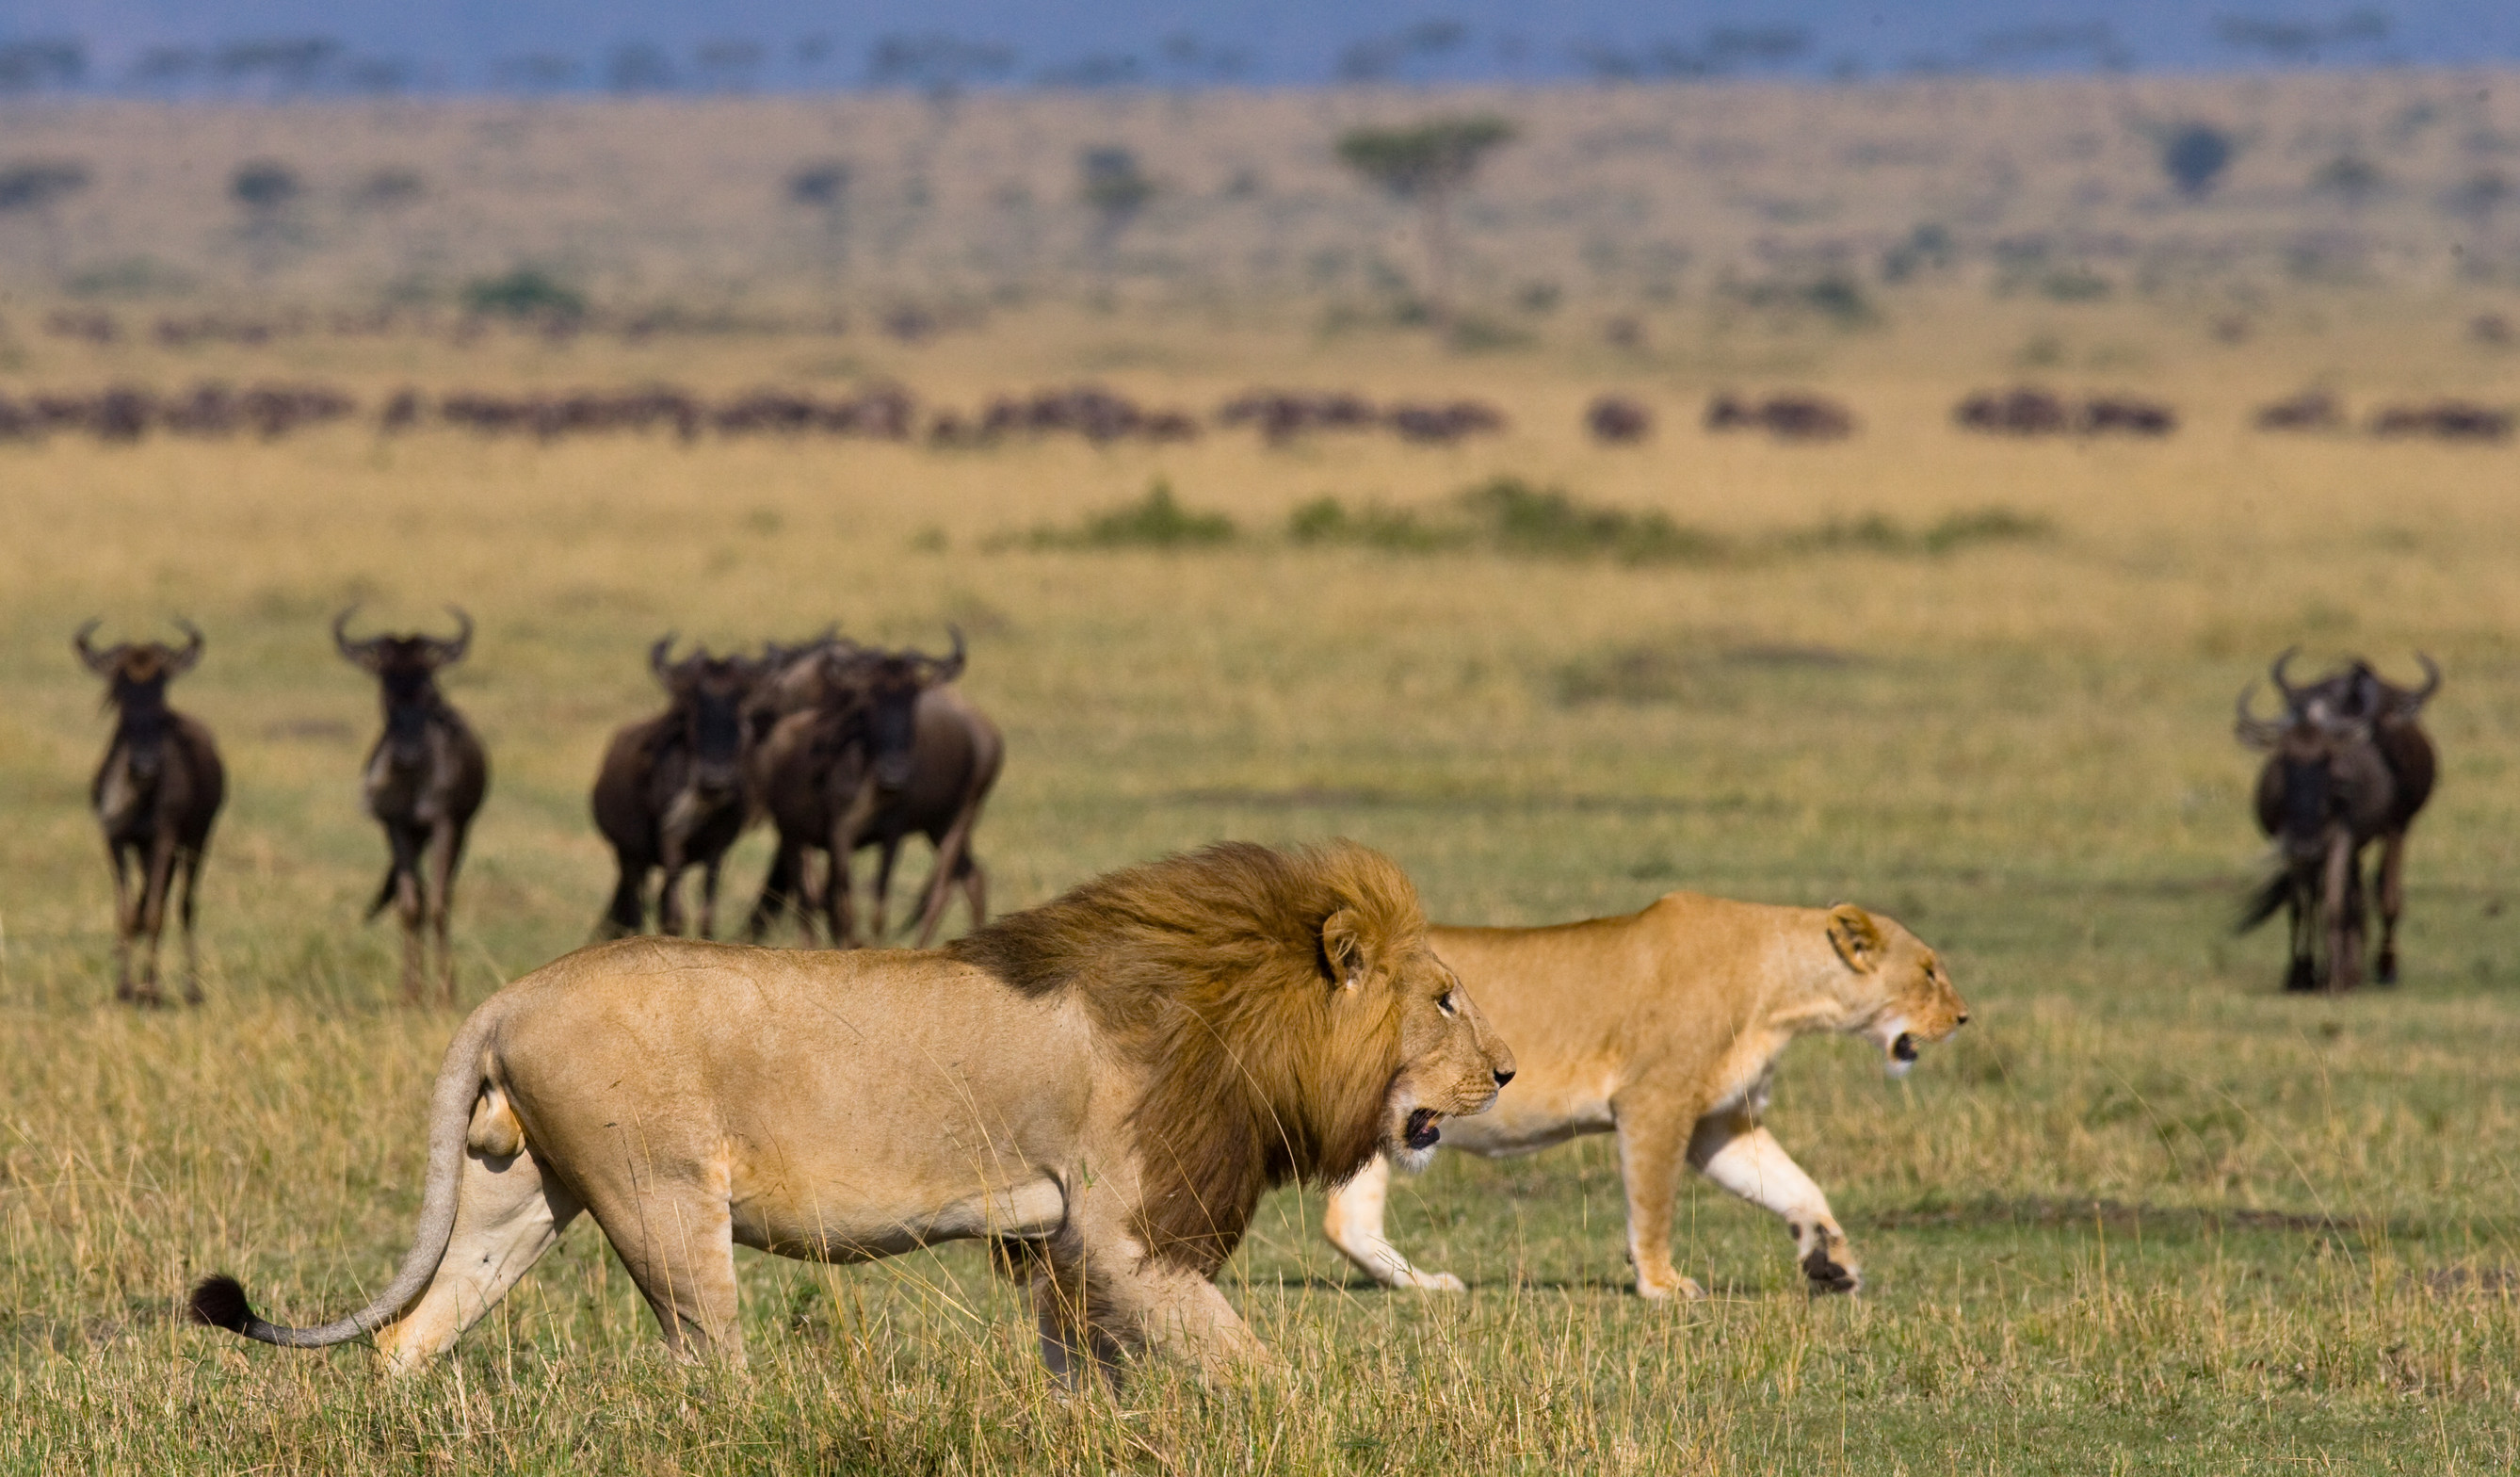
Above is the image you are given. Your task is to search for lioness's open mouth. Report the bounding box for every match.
[1404,1108,1443,1151]
[1891,1032,1918,1063]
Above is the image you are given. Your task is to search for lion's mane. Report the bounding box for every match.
[948,839,1422,1274]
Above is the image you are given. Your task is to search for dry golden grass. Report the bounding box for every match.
[2,290,2519,1470]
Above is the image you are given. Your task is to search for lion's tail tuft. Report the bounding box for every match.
[188,1274,254,1333]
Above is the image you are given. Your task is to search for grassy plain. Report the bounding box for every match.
[3,290,2520,1473]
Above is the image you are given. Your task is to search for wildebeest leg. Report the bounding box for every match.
[1320,1151,1465,1290]
[425,821,460,1007]
[656,836,690,937]
[2340,850,2370,994]
[1687,1106,1858,1293]
[135,832,181,1006]
[2322,837,2360,993]
[391,826,428,1003]
[2285,873,2318,993]
[2375,830,2409,985]
[602,855,649,938]
[868,836,903,942]
[107,842,137,1002]
[822,826,859,948]
[743,840,800,942]
[1610,1097,1704,1301]
[697,855,723,941]
[176,848,205,1005]
[910,816,981,947]
[956,849,988,937]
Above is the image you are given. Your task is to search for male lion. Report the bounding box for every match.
[1322,893,1965,1300]
[191,841,1513,1383]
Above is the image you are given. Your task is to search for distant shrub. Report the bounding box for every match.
[2161,122,2236,199]
[1784,506,2051,556]
[463,268,587,320]
[1460,477,1728,564]
[1286,495,1464,551]
[1022,479,1236,549]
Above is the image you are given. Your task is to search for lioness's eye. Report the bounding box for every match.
[1438,990,1458,1016]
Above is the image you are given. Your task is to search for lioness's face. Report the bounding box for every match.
[1381,946,1515,1171]
[1828,905,1969,1079]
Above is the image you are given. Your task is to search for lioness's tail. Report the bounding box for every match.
[189,999,507,1348]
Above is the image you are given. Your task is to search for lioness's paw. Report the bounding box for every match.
[1636,1274,1706,1303]
[1404,1271,1468,1293]
[1800,1245,1861,1294]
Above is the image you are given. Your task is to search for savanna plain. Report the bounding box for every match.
[3,284,2520,1474]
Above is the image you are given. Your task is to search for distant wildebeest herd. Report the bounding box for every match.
[3,381,2507,449]
[71,617,997,1006]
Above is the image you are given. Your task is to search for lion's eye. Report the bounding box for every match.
[1438,990,1458,1016]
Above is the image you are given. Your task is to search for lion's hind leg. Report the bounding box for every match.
[371,1140,583,1372]
[580,1167,746,1365]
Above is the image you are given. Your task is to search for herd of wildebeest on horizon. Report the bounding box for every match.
[0,379,2511,448]
[71,606,2440,1007]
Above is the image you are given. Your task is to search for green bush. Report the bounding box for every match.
[463,267,588,320]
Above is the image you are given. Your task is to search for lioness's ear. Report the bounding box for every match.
[1827,904,1882,973]
[1320,907,1368,991]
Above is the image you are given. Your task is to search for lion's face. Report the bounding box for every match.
[1826,904,1969,1079]
[1377,944,1515,1172]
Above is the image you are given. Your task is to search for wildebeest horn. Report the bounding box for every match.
[925,625,966,683]
[2399,652,2442,714]
[2233,682,2287,749]
[73,619,121,674]
[429,606,474,666]
[332,605,384,670]
[169,619,205,675]
[650,634,679,685]
[2269,647,2305,708]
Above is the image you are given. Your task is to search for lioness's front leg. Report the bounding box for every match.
[1686,1105,1858,1293]
[1321,1153,1466,1291]
[1612,1100,1706,1301]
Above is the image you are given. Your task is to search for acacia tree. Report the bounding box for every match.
[786,160,853,282]
[1078,147,1155,269]
[0,160,90,280]
[1334,115,1515,331]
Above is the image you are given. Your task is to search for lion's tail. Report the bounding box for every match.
[188,1000,506,1348]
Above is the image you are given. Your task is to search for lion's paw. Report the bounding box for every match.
[1636,1274,1706,1303]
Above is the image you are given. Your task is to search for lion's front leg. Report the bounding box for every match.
[1686,1107,1858,1294]
[1042,1195,1277,1383]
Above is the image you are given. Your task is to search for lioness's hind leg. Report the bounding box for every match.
[1612,1103,1705,1301]
[373,1144,583,1372]
[1322,1153,1465,1291]
[1687,1110,1858,1294]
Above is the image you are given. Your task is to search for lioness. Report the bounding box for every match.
[192,841,1513,1383]
[1323,894,1965,1300]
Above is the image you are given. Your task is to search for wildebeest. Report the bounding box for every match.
[2235,650,2440,992]
[591,639,765,938]
[746,631,1000,947]
[1585,394,1654,444]
[334,607,490,1005]
[1706,391,1857,440]
[75,621,226,1005]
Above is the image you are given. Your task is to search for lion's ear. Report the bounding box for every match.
[1827,904,1882,973]
[1320,907,1369,991]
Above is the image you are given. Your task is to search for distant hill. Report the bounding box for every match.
[0,68,2511,310]
[0,0,2514,96]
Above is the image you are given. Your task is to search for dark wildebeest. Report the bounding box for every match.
[334,606,490,1005]
[746,632,1001,947]
[2235,650,2440,992]
[591,639,765,938]
[75,621,225,1005]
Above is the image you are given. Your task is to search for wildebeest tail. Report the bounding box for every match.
[189,998,506,1349]
[2235,868,2292,934]
[363,862,399,921]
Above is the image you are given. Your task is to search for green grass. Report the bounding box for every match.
[3,301,2519,1471]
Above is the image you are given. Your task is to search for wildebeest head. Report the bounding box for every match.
[849,628,963,791]
[2237,674,2390,861]
[653,637,765,799]
[76,619,203,780]
[335,605,471,765]
[2268,646,2441,727]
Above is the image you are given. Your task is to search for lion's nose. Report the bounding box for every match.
[1956,1014,1971,1026]
[1494,1067,1514,1088]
